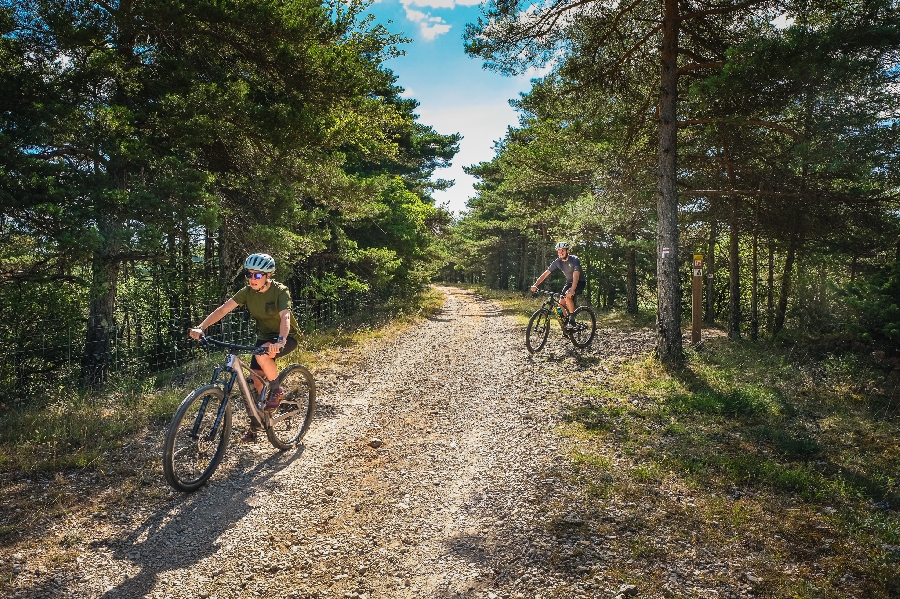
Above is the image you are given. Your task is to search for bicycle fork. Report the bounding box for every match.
[188,368,237,442]
[189,392,228,443]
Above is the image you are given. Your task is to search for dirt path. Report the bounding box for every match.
[4,286,617,599]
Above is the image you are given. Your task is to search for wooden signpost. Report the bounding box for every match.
[692,254,703,344]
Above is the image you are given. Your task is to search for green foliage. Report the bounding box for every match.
[1,0,458,393]
[450,0,900,347]
[843,261,900,344]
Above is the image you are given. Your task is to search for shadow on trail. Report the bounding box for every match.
[13,446,306,599]
[427,316,453,322]
[102,445,303,598]
[527,345,602,368]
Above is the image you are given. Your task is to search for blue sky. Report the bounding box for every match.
[363,0,541,214]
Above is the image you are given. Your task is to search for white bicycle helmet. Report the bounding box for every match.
[244,253,276,273]
[555,241,569,250]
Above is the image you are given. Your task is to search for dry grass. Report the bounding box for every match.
[439,286,900,596]
[485,285,900,597]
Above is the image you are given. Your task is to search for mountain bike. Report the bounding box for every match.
[162,336,315,492]
[526,290,597,353]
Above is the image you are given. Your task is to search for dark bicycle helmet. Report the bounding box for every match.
[244,253,276,273]
[555,241,569,250]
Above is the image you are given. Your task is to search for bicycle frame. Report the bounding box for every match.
[537,290,573,328]
[527,288,597,353]
[193,351,270,442]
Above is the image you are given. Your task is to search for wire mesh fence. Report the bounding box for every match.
[0,292,379,405]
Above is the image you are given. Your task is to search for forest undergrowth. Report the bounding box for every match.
[475,285,900,598]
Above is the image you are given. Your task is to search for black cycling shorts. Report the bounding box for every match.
[562,279,586,297]
[250,337,298,370]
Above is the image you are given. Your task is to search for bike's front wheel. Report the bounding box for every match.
[266,364,316,450]
[568,306,597,348]
[526,308,552,353]
[162,385,231,492]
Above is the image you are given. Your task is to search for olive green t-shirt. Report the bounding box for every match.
[231,280,300,341]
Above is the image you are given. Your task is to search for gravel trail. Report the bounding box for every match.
[5,286,598,599]
[4,286,867,599]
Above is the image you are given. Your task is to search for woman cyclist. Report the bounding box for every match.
[189,253,300,441]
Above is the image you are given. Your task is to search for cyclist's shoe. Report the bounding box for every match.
[264,387,285,413]
[241,428,259,443]
[565,323,577,331]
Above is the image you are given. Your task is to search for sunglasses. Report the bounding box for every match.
[244,271,266,280]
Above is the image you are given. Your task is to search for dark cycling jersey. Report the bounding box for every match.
[548,255,582,283]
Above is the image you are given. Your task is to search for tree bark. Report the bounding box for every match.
[773,220,801,337]
[540,222,547,274]
[724,152,740,339]
[625,228,638,314]
[655,0,682,365]
[750,215,759,340]
[81,216,122,389]
[704,210,718,323]
[519,235,527,291]
[727,194,741,339]
[767,240,774,335]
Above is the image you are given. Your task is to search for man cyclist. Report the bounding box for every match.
[189,253,300,442]
[530,242,584,330]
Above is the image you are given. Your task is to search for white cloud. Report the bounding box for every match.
[421,103,521,214]
[420,23,452,40]
[400,0,461,40]
[405,0,482,7]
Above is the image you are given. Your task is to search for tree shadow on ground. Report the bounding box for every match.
[426,377,900,599]
[13,445,304,599]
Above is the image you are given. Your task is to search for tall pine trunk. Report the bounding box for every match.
[81,216,122,388]
[625,228,638,314]
[773,221,801,337]
[767,241,775,335]
[519,235,528,291]
[725,155,740,339]
[655,0,682,365]
[750,214,759,341]
[727,198,741,339]
[705,211,718,323]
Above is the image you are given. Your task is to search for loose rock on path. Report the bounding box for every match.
[4,286,624,599]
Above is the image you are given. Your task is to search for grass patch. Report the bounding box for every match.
[483,286,900,597]
[563,402,625,433]
[59,530,83,548]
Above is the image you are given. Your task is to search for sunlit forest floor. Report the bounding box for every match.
[478,285,900,598]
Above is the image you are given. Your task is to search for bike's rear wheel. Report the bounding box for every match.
[162,385,231,492]
[266,364,316,450]
[526,308,552,353]
[568,306,597,348]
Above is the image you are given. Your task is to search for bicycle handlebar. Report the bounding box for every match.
[197,335,268,355]
[531,289,560,298]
